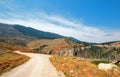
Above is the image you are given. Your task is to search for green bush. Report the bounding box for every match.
[91,60,111,65]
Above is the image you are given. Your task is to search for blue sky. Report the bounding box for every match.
[0,0,120,43]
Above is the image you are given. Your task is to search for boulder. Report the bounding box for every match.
[98,63,119,71]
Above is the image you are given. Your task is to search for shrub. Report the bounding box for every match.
[91,60,111,65]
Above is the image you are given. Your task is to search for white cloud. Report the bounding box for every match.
[0,12,120,43]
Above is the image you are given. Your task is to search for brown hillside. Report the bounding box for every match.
[112,42,120,48]
[27,38,83,55]
[0,42,29,75]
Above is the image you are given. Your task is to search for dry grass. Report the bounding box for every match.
[0,42,30,75]
[0,52,30,75]
[27,38,83,54]
[50,55,120,77]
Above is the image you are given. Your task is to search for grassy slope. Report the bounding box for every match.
[50,56,120,77]
[0,42,30,75]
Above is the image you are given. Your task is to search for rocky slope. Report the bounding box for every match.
[27,39,120,61]
[27,38,83,56]
[82,41,120,60]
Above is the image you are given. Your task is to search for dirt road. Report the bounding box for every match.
[0,51,64,77]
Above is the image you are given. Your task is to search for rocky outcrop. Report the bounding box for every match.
[28,39,120,61]
[32,44,82,56]
[27,38,84,56]
[98,63,119,71]
[55,45,81,56]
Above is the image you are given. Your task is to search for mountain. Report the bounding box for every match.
[68,37,94,45]
[0,23,65,46]
[67,37,82,43]
[0,23,64,38]
[13,25,64,39]
[0,23,87,46]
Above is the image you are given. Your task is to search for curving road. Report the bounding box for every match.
[0,51,64,77]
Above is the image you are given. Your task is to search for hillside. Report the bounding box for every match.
[50,55,120,77]
[27,37,120,60]
[0,23,65,46]
[78,41,120,60]
[0,42,29,75]
[0,23,83,46]
[27,38,83,56]
[0,23,64,38]
[13,25,64,39]
[27,38,120,61]
[0,23,35,46]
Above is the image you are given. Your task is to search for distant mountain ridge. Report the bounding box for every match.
[13,25,65,39]
[0,23,64,39]
[0,23,82,45]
